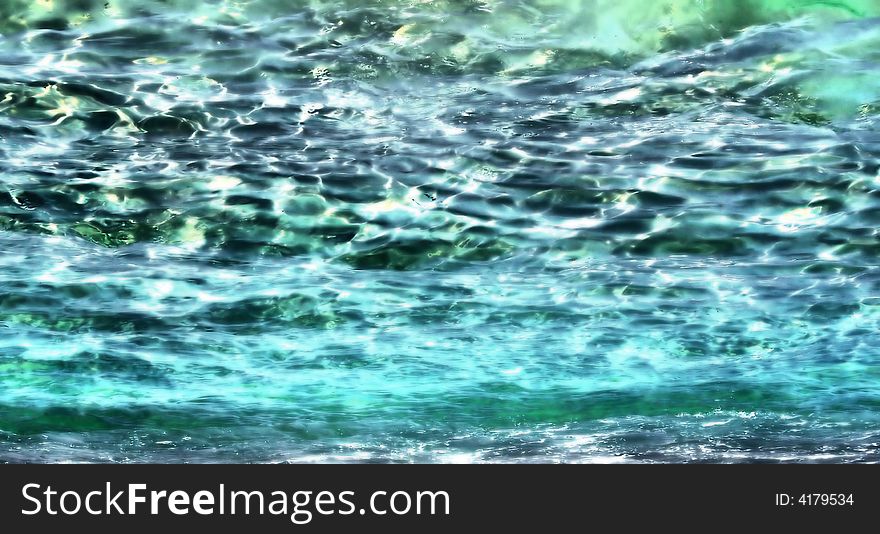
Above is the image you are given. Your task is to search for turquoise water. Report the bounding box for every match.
[1,0,879,462]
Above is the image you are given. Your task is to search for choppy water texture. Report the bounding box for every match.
[1,1,880,463]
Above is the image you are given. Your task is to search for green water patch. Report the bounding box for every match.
[5,0,879,74]
[0,380,823,438]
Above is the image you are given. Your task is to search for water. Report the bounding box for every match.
[1,0,879,463]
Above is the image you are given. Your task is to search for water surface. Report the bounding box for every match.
[1,0,880,462]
